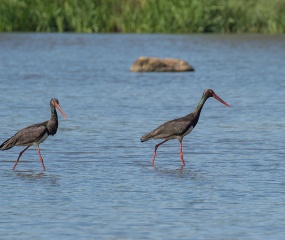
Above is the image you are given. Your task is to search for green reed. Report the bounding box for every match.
[0,0,284,33]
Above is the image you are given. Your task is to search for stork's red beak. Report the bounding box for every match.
[213,93,231,107]
[54,102,68,119]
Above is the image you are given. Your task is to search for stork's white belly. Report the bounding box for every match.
[33,132,49,146]
[182,125,194,137]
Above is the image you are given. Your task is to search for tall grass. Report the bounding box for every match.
[0,0,284,33]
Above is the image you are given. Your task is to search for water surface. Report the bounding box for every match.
[0,33,284,239]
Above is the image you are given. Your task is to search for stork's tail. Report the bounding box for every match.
[0,137,15,150]
[140,131,154,142]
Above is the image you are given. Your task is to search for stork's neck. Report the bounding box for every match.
[48,106,59,135]
[191,94,208,127]
[51,106,58,121]
[195,94,208,115]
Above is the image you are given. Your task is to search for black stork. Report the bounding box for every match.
[0,98,67,171]
[140,89,230,166]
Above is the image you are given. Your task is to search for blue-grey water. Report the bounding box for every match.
[0,33,284,239]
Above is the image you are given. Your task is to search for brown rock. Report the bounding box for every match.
[130,56,194,72]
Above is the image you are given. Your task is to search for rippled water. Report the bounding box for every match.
[0,33,284,239]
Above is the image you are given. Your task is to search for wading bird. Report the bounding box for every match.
[0,98,67,170]
[141,89,230,166]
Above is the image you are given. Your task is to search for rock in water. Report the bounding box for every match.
[130,56,194,72]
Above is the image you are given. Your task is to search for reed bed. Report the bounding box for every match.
[0,0,284,33]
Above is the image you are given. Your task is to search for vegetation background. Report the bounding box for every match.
[0,0,285,33]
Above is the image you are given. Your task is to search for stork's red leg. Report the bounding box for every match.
[152,139,169,166]
[12,146,30,170]
[179,140,185,166]
[37,146,46,171]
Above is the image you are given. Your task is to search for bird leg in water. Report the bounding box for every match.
[152,139,169,166]
[12,145,30,170]
[179,140,185,166]
[37,146,46,171]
